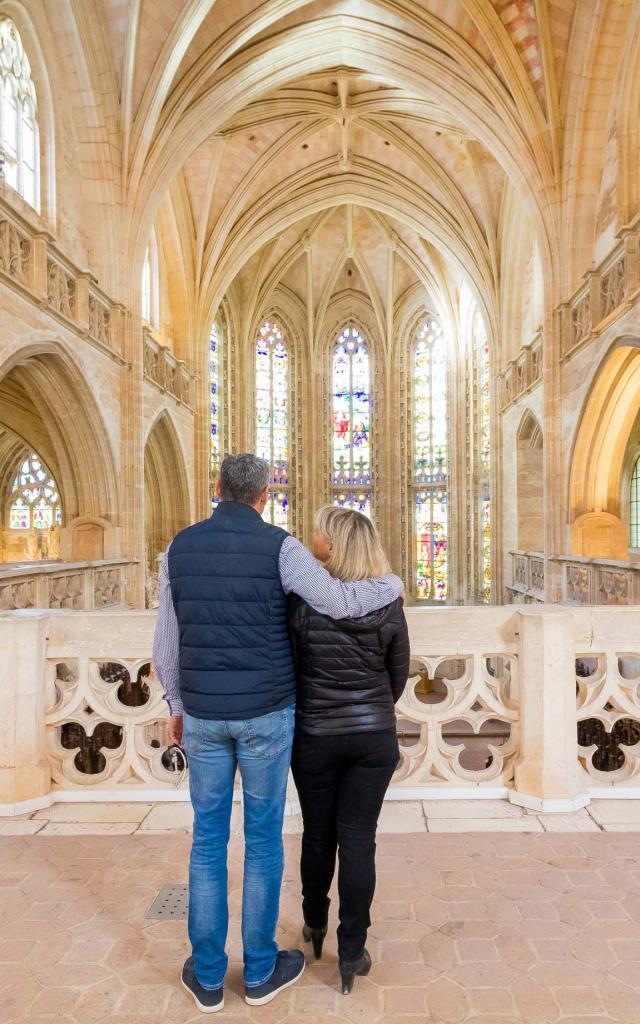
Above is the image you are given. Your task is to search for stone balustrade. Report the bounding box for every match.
[0,559,134,612]
[507,550,545,602]
[143,328,196,409]
[3,604,640,813]
[499,329,542,410]
[553,555,640,605]
[0,194,127,359]
[560,221,640,357]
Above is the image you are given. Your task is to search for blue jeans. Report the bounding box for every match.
[183,705,295,989]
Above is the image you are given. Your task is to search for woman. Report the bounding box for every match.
[289,506,410,995]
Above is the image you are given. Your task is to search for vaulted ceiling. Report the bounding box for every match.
[73,1,634,360]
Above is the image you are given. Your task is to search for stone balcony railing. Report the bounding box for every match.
[553,555,640,606]
[508,551,640,606]
[507,551,545,602]
[143,328,196,409]
[0,559,134,612]
[560,219,640,357]
[499,329,543,411]
[0,193,127,359]
[2,605,640,813]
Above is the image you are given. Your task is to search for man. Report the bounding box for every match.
[153,454,403,1013]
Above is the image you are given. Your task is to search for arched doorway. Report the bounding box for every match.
[0,345,119,562]
[569,341,640,558]
[144,411,191,575]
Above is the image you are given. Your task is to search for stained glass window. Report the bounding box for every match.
[0,19,38,209]
[210,322,221,509]
[413,317,448,600]
[332,325,371,515]
[477,315,492,600]
[8,451,61,530]
[631,458,640,547]
[256,319,290,528]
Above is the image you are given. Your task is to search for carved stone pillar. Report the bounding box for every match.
[120,311,145,606]
[511,608,589,811]
[0,612,51,812]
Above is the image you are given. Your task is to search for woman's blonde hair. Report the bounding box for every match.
[315,505,391,581]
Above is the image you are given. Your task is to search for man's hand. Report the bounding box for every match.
[169,715,183,747]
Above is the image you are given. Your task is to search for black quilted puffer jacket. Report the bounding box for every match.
[288,595,410,735]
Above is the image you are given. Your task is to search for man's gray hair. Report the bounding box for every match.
[219,453,270,505]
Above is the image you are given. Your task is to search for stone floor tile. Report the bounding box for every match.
[423,976,470,1023]
[537,811,601,831]
[554,985,605,1014]
[510,976,561,1022]
[118,983,171,1015]
[377,802,426,832]
[31,986,81,1015]
[137,802,194,831]
[427,817,543,832]
[595,976,640,1023]
[383,986,426,1015]
[422,799,524,819]
[37,822,139,835]
[32,802,154,823]
[601,822,640,831]
[0,820,47,835]
[455,937,499,961]
[587,799,640,824]
[467,986,516,1016]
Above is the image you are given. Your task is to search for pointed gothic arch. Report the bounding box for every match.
[144,410,192,569]
[0,341,119,559]
[517,409,544,552]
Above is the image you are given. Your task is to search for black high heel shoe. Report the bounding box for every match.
[302,924,327,960]
[339,948,372,994]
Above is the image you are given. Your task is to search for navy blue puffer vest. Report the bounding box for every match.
[167,501,295,720]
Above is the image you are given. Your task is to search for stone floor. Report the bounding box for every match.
[2,797,640,835]
[2,808,640,1023]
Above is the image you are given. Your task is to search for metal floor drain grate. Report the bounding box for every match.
[146,884,189,920]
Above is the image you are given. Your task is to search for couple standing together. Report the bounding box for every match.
[153,453,409,1013]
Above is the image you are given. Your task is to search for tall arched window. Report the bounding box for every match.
[8,450,61,530]
[631,457,640,548]
[209,321,221,509]
[476,313,492,599]
[332,325,371,514]
[413,317,448,601]
[0,19,39,209]
[256,319,290,527]
[141,230,159,328]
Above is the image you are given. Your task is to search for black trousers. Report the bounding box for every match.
[290,728,399,961]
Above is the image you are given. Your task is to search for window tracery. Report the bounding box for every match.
[0,18,38,209]
[413,317,448,601]
[256,319,290,528]
[209,321,221,509]
[331,325,371,515]
[8,451,61,530]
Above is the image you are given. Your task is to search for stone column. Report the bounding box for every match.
[510,607,589,811]
[120,311,145,606]
[0,612,51,813]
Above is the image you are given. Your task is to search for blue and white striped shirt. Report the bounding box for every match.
[153,534,404,716]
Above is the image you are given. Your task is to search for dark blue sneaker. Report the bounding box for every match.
[181,956,224,1013]
[244,949,306,1006]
